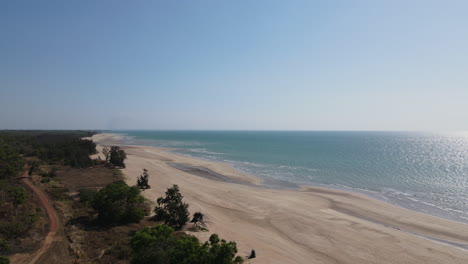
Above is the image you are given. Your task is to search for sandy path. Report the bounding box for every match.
[13,168,59,264]
[93,133,468,264]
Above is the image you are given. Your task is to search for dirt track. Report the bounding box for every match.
[15,169,59,264]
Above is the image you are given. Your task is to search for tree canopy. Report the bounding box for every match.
[0,131,97,168]
[91,181,147,224]
[154,185,189,230]
[109,146,127,168]
[131,225,244,264]
[0,144,24,179]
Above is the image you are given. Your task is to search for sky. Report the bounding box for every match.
[1,0,468,131]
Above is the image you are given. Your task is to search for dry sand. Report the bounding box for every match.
[91,133,468,264]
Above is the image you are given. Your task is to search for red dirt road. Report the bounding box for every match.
[16,169,59,264]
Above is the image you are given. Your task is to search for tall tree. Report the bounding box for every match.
[154,185,189,230]
[137,169,151,190]
[109,146,127,168]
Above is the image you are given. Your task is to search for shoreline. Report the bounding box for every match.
[90,133,468,263]
[95,132,467,224]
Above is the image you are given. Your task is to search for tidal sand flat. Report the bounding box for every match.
[92,133,468,264]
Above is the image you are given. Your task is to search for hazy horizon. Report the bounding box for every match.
[2,1,468,131]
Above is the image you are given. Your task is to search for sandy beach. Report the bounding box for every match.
[91,133,468,264]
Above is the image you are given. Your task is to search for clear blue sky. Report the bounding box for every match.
[1,0,467,130]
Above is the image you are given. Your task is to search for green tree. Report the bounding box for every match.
[91,181,147,224]
[131,225,175,264]
[109,146,127,168]
[203,234,244,264]
[0,144,24,179]
[154,185,189,230]
[137,169,151,190]
[130,225,244,264]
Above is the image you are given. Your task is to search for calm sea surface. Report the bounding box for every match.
[113,130,468,223]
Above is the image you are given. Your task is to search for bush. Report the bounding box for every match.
[154,185,189,230]
[91,181,147,224]
[130,224,243,264]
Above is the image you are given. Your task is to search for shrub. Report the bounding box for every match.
[91,181,147,224]
[154,185,189,230]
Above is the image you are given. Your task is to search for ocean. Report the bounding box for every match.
[112,130,468,223]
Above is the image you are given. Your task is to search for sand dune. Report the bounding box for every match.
[92,133,468,264]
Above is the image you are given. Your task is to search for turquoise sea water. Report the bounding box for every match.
[113,130,468,223]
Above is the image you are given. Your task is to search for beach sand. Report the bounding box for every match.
[91,133,468,264]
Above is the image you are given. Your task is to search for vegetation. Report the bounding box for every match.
[78,188,97,206]
[0,256,9,264]
[131,224,244,264]
[191,212,204,228]
[0,141,40,244]
[154,185,189,230]
[137,169,151,190]
[0,130,97,168]
[91,181,147,224]
[0,181,39,239]
[27,160,41,176]
[0,239,9,264]
[0,131,246,263]
[109,146,127,168]
[0,144,24,179]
